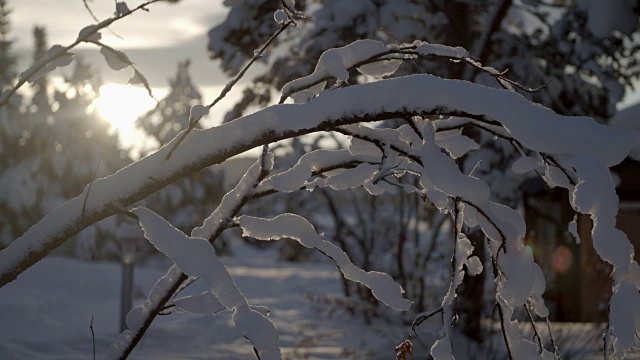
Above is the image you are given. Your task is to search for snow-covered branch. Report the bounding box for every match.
[2,74,638,287]
[106,154,272,359]
[238,213,412,311]
[132,207,282,360]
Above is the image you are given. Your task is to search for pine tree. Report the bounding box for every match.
[1,22,136,259]
[0,0,16,89]
[0,0,24,247]
[29,26,49,118]
[0,0,19,160]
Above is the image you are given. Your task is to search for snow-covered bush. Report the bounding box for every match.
[0,1,639,360]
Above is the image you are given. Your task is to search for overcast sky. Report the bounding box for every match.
[11,0,231,88]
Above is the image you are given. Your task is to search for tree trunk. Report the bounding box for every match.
[458,230,486,342]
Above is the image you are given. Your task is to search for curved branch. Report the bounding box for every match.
[166,19,294,159]
[108,153,272,359]
[1,74,635,286]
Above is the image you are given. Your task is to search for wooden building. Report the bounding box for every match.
[524,104,640,322]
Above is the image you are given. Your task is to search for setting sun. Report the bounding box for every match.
[94,83,166,154]
[95,83,158,130]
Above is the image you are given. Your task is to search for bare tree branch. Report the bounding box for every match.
[0,0,165,107]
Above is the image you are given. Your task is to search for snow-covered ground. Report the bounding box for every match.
[1,251,636,359]
[0,251,412,359]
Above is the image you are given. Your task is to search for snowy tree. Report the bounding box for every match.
[22,28,134,260]
[209,0,640,120]
[0,0,23,246]
[0,2,639,360]
[0,0,15,89]
[208,0,640,337]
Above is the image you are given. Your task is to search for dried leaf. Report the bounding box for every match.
[100,46,130,71]
[128,69,154,99]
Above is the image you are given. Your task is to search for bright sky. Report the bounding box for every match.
[11,0,225,49]
[10,0,247,156]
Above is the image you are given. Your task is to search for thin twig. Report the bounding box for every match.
[486,236,513,360]
[0,0,164,108]
[82,0,124,39]
[164,19,294,160]
[406,117,424,141]
[462,58,548,93]
[90,315,96,360]
[496,300,514,360]
[378,27,423,73]
[541,153,577,186]
[82,128,118,217]
[460,199,508,256]
[81,158,102,217]
[524,302,543,353]
[411,307,443,335]
[252,345,262,360]
[545,316,560,359]
[89,40,156,100]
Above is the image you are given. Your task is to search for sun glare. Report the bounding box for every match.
[95,83,157,130]
[94,83,165,156]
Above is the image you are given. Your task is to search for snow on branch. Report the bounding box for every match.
[2,74,638,290]
[105,265,185,360]
[106,155,272,359]
[262,149,379,192]
[280,39,469,103]
[278,37,548,104]
[132,207,282,360]
[238,214,412,311]
[192,152,273,240]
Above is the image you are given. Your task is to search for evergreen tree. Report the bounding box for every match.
[0,0,16,89]
[137,59,201,145]
[0,0,25,247]
[0,19,138,260]
[29,26,50,120]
